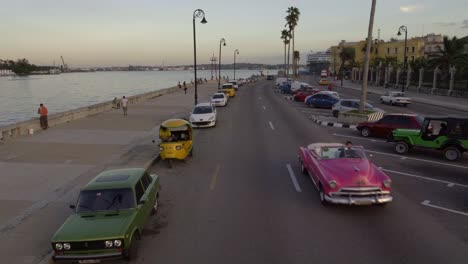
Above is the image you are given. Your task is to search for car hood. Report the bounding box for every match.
[190,113,215,121]
[319,158,385,187]
[52,210,136,242]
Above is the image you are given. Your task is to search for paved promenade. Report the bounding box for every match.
[0,82,219,264]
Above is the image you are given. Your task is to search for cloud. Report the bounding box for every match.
[399,4,425,13]
[434,22,457,27]
[462,20,468,28]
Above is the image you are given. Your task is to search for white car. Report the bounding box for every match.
[230,80,239,90]
[331,99,384,118]
[189,103,217,128]
[380,91,411,106]
[211,92,228,107]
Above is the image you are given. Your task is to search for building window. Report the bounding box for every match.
[411,47,415,53]
[394,47,398,54]
[387,47,390,54]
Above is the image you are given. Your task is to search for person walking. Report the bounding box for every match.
[121,96,129,116]
[178,81,182,89]
[37,103,49,129]
[184,85,187,94]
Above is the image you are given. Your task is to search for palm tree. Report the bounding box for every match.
[294,51,300,75]
[428,36,468,80]
[285,6,300,77]
[280,29,290,77]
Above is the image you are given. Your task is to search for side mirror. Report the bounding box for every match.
[69,205,76,209]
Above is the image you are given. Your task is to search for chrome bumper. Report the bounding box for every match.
[325,194,393,205]
[53,252,123,261]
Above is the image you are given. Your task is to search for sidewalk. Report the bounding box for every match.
[335,79,468,112]
[0,82,219,264]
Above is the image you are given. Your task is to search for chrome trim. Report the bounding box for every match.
[340,187,382,192]
[53,252,123,260]
[324,194,393,205]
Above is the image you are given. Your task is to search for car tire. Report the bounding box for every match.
[390,101,394,106]
[403,104,408,107]
[189,147,193,157]
[167,159,173,168]
[319,185,328,206]
[394,141,409,154]
[360,127,371,137]
[380,98,384,104]
[151,193,159,216]
[332,110,339,118]
[443,147,461,161]
[125,233,140,261]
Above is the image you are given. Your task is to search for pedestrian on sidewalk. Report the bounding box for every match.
[204,78,207,83]
[121,96,129,116]
[184,85,187,94]
[178,81,182,89]
[37,103,49,129]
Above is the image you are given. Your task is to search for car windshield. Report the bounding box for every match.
[415,115,424,126]
[77,188,135,212]
[320,147,366,159]
[212,94,224,99]
[193,106,213,114]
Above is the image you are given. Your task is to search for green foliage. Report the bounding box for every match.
[428,35,468,72]
[0,58,37,75]
[280,29,291,44]
[409,57,428,71]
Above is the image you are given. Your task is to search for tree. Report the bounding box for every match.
[339,47,356,72]
[428,35,468,80]
[285,6,300,77]
[280,29,291,77]
[409,57,428,71]
[294,51,300,73]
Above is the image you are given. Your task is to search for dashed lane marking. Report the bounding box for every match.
[269,121,275,130]
[381,168,468,189]
[262,105,266,110]
[286,164,302,192]
[210,164,221,191]
[421,200,468,217]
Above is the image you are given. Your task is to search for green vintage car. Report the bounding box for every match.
[51,168,160,262]
[390,116,468,161]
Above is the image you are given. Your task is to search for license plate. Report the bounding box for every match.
[353,200,372,205]
[78,260,100,264]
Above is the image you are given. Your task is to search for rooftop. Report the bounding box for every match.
[83,168,145,191]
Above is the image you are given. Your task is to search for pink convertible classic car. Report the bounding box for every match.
[298,143,393,205]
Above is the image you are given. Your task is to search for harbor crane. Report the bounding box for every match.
[60,56,69,72]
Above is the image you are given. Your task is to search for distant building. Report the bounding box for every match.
[423,33,444,59]
[307,50,330,74]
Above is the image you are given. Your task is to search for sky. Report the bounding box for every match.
[0,0,467,67]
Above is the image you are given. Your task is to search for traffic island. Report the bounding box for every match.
[337,110,384,124]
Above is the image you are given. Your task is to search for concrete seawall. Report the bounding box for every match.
[0,85,180,140]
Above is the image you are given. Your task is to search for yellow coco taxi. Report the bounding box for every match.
[220,83,236,97]
[157,119,193,168]
[319,79,329,86]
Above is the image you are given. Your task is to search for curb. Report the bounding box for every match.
[311,116,357,130]
[144,153,161,170]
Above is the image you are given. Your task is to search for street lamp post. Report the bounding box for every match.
[218,38,227,90]
[233,49,239,80]
[397,25,408,92]
[192,9,207,105]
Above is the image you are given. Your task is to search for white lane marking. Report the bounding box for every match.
[421,200,468,217]
[262,105,266,110]
[332,133,386,142]
[269,121,275,130]
[286,164,302,192]
[366,149,468,169]
[381,168,468,189]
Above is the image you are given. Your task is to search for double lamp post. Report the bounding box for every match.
[192,9,207,105]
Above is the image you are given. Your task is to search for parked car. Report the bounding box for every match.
[230,80,239,91]
[305,93,340,108]
[211,92,228,107]
[291,81,312,93]
[51,168,160,262]
[332,99,384,118]
[220,83,236,97]
[380,91,411,106]
[293,88,320,102]
[266,75,274,80]
[275,77,294,87]
[189,103,217,128]
[279,83,292,94]
[298,143,393,206]
[319,79,329,86]
[357,114,424,138]
[390,116,468,161]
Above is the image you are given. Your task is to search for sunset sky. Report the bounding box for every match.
[1,0,467,67]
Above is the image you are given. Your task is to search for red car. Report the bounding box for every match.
[293,88,320,102]
[298,143,393,206]
[357,114,424,138]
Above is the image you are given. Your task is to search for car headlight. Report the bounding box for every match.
[114,240,122,247]
[55,243,63,250]
[63,243,71,250]
[383,179,392,188]
[328,180,337,189]
[159,146,164,151]
[209,116,215,121]
[175,145,182,150]
[105,240,113,248]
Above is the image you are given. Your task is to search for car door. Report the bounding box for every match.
[323,95,335,108]
[134,181,148,230]
[312,94,323,106]
[374,115,397,137]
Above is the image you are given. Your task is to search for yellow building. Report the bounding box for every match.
[330,37,427,72]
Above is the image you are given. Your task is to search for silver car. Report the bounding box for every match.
[332,99,384,118]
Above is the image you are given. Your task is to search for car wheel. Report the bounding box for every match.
[151,194,159,215]
[403,104,408,107]
[167,159,173,168]
[394,141,409,154]
[380,98,384,104]
[332,110,339,118]
[125,233,140,261]
[443,147,461,161]
[390,101,394,106]
[319,186,328,206]
[189,147,193,157]
[360,127,371,137]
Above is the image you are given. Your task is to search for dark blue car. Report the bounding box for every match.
[279,83,292,94]
[305,93,340,108]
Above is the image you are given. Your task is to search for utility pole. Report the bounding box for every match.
[360,0,377,113]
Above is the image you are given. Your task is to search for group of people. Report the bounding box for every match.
[112,96,129,115]
[160,127,188,142]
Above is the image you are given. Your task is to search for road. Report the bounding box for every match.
[125,79,468,264]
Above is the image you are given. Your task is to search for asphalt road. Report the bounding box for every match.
[121,79,468,264]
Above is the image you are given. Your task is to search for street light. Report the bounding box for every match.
[218,38,227,90]
[192,9,207,105]
[233,49,239,80]
[397,25,408,92]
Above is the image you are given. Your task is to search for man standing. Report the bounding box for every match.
[37,103,49,129]
[183,81,187,94]
[121,96,129,116]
